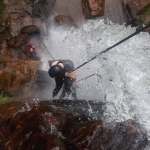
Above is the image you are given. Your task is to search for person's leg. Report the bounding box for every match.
[72,83,77,100]
[59,77,72,99]
[59,84,66,99]
[65,77,77,100]
[65,78,72,95]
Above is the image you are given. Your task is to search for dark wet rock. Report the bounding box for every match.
[40,100,104,120]
[7,104,74,150]
[123,0,150,27]
[0,99,37,118]
[0,27,13,40]
[0,25,7,33]
[104,0,128,25]
[15,34,29,47]
[123,0,150,16]
[7,36,16,47]
[24,0,32,4]
[86,126,112,150]
[0,57,42,95]
[11,104,71,132]
[0,100,148,150]
[87,119,148,150]
[0,120,10,149]
[7,33,30,48]
[108,119,148,150]
[9,12,20,21]
[32,0,56,18]
[0,38,3,46]
[20,25,39,35]
[64,119,102,149]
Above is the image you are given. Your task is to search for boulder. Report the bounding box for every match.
[126,0,150,16]
[87,119,148,150]
[123,0,150,26]
[0,55,42,95]
[55,15,76,27]
[81,0,105,19]
[32,0,56,18]
[104,0,128,25]
[20,25,39,35]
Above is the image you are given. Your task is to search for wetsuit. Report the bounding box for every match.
[49,60,76,99]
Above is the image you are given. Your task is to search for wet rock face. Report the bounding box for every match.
[55,15,76,27]
[87,119,148,150]
[7,34,29,47]
[20,25,39,35]
[32,0,56,18]
[0,0,53,97]
[81,0,105,19]
[0,25,7,33]
[8,105,72,150]
[124,0,150,16]
[0,55,42,95]
[7,25,39,48]
[123,0,150,27]
[0,100,148,150]
[107,120,148,150]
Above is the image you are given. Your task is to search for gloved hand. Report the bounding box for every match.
[65,71,77,81]
[53,89,59,98]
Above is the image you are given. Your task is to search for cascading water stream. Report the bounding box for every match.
[42,18,150,144]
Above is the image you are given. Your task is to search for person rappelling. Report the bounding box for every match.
[48,59,77,100]
[46,22,150,100]
[25,42,37,58]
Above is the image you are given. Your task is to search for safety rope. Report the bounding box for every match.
[73,23,150,72]
[76,73,95,82]
[37,35,55,60]
[31,0,54,60]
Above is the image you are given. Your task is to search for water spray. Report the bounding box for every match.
[73,23,150,72]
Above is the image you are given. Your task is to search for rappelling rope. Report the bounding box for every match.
[31,0,54,60]
[76,73,96,83]
[73,23,150,72]
[37,35,55,60]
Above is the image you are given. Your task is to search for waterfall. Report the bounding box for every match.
[42,18,150,142]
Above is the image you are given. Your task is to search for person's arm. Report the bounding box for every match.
[65,71,77,81]
[53,77,64,97]
[63,60,77,81]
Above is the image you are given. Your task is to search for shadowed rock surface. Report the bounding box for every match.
[0,99,148,150]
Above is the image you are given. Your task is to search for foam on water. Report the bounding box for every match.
[42,18,150,141]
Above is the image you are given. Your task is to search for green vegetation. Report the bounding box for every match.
[0,90,12,104]
[0,0,5,13]
[146,6,150,16]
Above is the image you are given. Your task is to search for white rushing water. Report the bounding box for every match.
[42,18,150,141]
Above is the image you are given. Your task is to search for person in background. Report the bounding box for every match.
[25,42,37,58]
[48,59,77,100]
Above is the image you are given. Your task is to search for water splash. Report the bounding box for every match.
[42,19,150,140]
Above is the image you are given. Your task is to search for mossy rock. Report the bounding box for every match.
[134,5,150,25]
[0,0,5,13]
[0,90,12,104]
